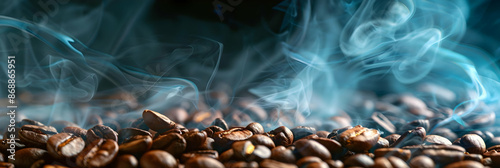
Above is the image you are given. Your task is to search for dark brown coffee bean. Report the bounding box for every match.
[10,148,51,168]
[423,135,452,145]
[86,125,118,143]
[245,122,265,135]
[464,153,483,162]
[397,95,433,117]
[259,159,297,168]
[140,150,177,168]
[374,148,411,161]
[374,156,408,168]
[152,133,186,157]
[117,128,152,144]
[62,127,87,141]
[296,156,323,167]
[270,146,296,163]
[130,118,149,131]
[157,124,189,137]
[453,134,486,154]
[30,159,47,168]
[185,156,224,168]
[46,133,85,159]
[111,154,138,168]
[164,107,189,124]
[181,150,218,163]
[119,135,152,155]
[311,138,343,159]
[409,155,435,168]
[142,109,176,133]
[443,160,484,168]
[102,120,121,132]
[344,154,374,168]
[421,149,465,167]
[268,126,294,147]
[0,162,14,168]
[183,131,207,151]
[232,140,255,160]
[294,139,331,160]
[338,125,380,152]
[219,149,234,163]
[224,161,258,168]
[248,134,275,149]
[398,120,429,135]
[76,139,119,168]
[327,126,352,140]
[19,125,58,148]
[212,118,228,131]
[49,120,79,133]
[391,127,426,148]
[290,126,316,142]
[84,114,103,129]
[213,127,253,152]
[385,134,401,146]
[19,119,44,127]
[316,131,330,138]
[325,160,343,168]
[204,126,224,138]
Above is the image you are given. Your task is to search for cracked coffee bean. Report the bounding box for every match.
[338,125,380,152]
[62,127,87,141]
[140,150,177,168]
[117,128,151,144]
[86,124,118,143]
[183,131,207,151]
[142,109,176,133]
[213,127,253,152]
[19,125,58,148]
[118,135,152,155]
[268,126,294,147]
[46,133,85,159]
[76,139,119,168]
[248,134,275,149]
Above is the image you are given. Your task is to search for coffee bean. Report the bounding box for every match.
[102,120,121,132]
[224,161,258,168]
[311,138,343,159]
[338,125,380,152]
[384,134,401,146]
[391,127,426,148]
[119,135,152,155]
[483,145,500,157]
[327,126,352,140]
[296,156,323,167]
[62,127,87,141]
[443,160,484,168]
[245,122,265,135]
[213,127,253,152]
[374,148,411,161]
[232,140,255,160]
[46,133,85,159]
[219,149,234,163]
[453,134,486,154]
[0,162,14,168]
[19,119,44,127]
[409,155,435,168]
[212,118,228,130]
[431,128,457,141]
[184,156,224,168]
[421,149,465,167]
[152,133,186,157]
[374,156,408,168]
[344,154,374,168]
[84,114,103,129]
[237,99,268,121]
[270,146,296,163]
[371,112,396,134]
[164,107,189,124]
[117,128,152,144]
[316,131,330,138]
[370,137,390,152]
[140,150,177,168]
[86,125,118,143]
[142,109,176,133]
[49,120,79,133]
[0,138,25,153]
[204,126,224,138]
[183,131,208,151]
[259,159,297,168]
[76,139,119,168]
[423,135,452,145]
[464,153,482,162]
[10,148,51,168]
[248,134,275,149]
[181,150,218,163]
[19,125,58,148]
[268,126,294,147]
[325,160,343,168]
[294,139,331,160]
[130,118,149,131]
[398,120,430,135]
[111,154,138,168]
[291,126,316,142]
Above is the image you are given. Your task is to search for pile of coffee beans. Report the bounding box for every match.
[1,93,500,167]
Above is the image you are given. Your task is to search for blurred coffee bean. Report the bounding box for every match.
[19,125,58,148]
[46,133,85,159]
[296,156,324,167]
[248,134,275,149]
[62,127,87,141]
[142,109,176,133]
[226,109,254,127]
[164,107,189,124]
[84,114,103,129]
[259,159,298,168]
[469,130,494,143]
[483,145,500,158]
[338,125,380,152]
[294,139,331,160]
[268,126,293,147]
[421,149,465,167]
[409,155,435,168]
[232,140,254,160]
[183,131,207,151]
[316,131,329,138]
[188,110,223,129]
[344,154,374,168]
[76,139,119,168]
[453,134,486,154]
[237,99,267,121]
[270,146,296,163]
[391,127,426,148]
[224,161,258,168]
[423,135,452,145]
[443,160,484,168]
[431,127,457,141]
[19,119,44,127]
[0,162,14,168]
[464,153,482,162]
[140,150,178,168]
[370,137,390,152]
[204,126,224,138]
[112,154,138,168]
[371,112,396,134]
[312,138,343,159]
[130,118,149,131]
[291,126,316,141]
[396,95,434,118]
[385,134,401,146]
[487,137,500,147]
[374,148,411,161]
[152,133,186,157]
[212,118,228,131]
[374,156,409,168]
[86,125,118,143]
[49,120,79,133]
[398,120,430,135]
[184,156,224,168]
[119,135,152,155]
[102,120,121,132]
[245,122,265,135]
[213,127,253,152]
[10,148,51,168]
[181,150,218,163]
[118,128,152,144]
[327,126,352,140]
[219,149,235,163]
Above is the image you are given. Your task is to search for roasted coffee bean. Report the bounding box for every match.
[46,133,85,159]
[111,154,138,168]
[464,153,482,162]
[397,95,434,117]
[270,146,296,163]
[398,120,430,134]
[213,127,253,152]
[487,137,500,147]
[268,126,294,147]
[232,141,270,161]
[338,125,380,152]
[374,156,409,168]
[296,156,323,167]
[316,131,330,138]
[423,135,452,145]
[291,126,316,141]
[219,149,235,163]
[117,128,151,144]
[152,133,186,157]
[84,114,103,129]
[130,118,149,131]
[185,156,224,168]
[248,134,275,149]
[344,154,374,168]
[409,155,435,168]
[431,127,457,141]
[391,127,426,148]
[0,153,3,162]
[0,162,14,168]
[164,107,189,124]
[142,109,176,133]
[49,120,79,133]
[102,120,121,132]
[421,149,465,167]
[224,161,258,168]
[453,134,486,154]
[19,125,58,148]
[119,135,152,155]
[327,126,352,140]
[259,159,298,168]
[140,150,177,168]
[62,127,87,141]
[30,159,47,168]
[19,119,44,127]
[371,112,396,134]
[443,160,484,168]
[183,131,208,151]
[294,139,331,160]
[181,150,219,163]
[76,139,119,168]
[325,160,343,168]
[245,122,265,135]
[237,99,268,121]
[10,148,51,168]
[374,148,411,161]
[86,125,118,143]
[0,138,25,152]
[204,126,224,138]
[312,138,343,159]
[385,134,401,146]
[370,137,390,152]
[212,118,228,130]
